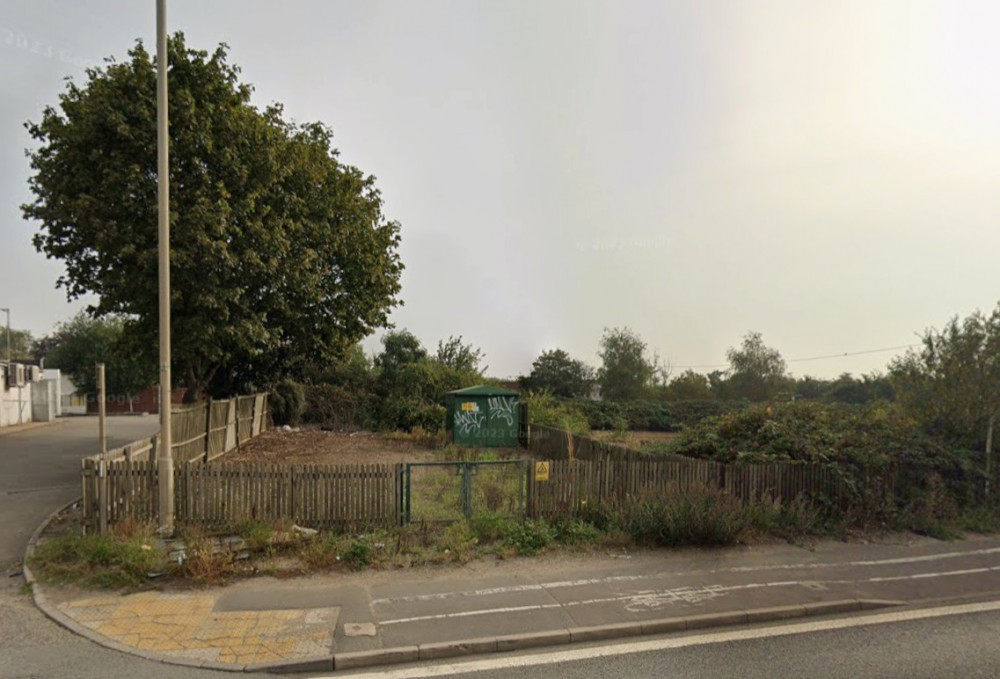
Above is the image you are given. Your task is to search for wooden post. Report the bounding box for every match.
[98,457,108,534]
[97,363,107,457]
[204,398,213,463]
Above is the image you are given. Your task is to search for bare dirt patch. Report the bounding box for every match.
[223,429,441,466]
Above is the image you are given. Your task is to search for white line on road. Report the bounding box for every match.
[371,546,1000,606]
[378,567,1000,626]
[332,599,1000,679]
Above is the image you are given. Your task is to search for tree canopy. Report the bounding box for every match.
[521,348,594,399]
[435,335,486,375]
[41,311,155,402]
[664,369,714,401]
[2,327,35,362]
[719,331,789,401]
[890,305,1000,453]
[597,327,661,400]
[24,34,403,400]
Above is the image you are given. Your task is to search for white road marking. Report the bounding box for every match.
[371,545,1000,606]
[328,599,1000,679]
[378,566,1000,626]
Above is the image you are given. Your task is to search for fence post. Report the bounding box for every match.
[204,398,213,463]
[97,363,106,457]
[98,457,108,535]
[235,397,242,451]
[526,464,535,518]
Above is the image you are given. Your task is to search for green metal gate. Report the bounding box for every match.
[403,460,528,523]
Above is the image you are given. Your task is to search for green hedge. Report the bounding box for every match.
[567,399,749,432]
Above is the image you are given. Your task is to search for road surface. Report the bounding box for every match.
[0,416,246,679]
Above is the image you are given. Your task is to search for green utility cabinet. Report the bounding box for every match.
[446,385,521,447]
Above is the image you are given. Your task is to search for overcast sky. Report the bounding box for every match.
[2,1,999,380]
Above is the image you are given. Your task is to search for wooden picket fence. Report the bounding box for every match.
[176,463,401,528]
[83,456,898,533]
[82,393,269,532]
[81,461,400,531]
[526,458,897,518]
[81,418,909,533]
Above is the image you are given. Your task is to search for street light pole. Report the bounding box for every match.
[156,0,174,535]
[1,308,9,365]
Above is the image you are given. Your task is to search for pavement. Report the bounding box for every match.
[24,507,1000,674]
[0,418,65,437]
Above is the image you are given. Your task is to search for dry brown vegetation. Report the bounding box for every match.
[224,429,443,466]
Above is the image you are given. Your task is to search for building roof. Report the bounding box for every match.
[446,385,520,397]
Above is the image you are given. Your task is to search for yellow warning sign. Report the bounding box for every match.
[534,461,550,482]
[461,402,478,412]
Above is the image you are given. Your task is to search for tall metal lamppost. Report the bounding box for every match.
[156,0,174,534]
[1,307,9,366]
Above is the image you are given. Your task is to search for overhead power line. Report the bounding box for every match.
[673,344,917,371]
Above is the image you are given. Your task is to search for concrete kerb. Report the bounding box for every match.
[24,504,907,675]
[22,499,133,663]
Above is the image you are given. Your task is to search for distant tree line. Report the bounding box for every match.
[518,326,893,407]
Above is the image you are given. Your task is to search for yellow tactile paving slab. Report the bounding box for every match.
[57,591,337,665]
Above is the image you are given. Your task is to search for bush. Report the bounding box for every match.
[504,518,555,556]
[343,539,372,570]
[303,383,370,429]
[553,518,601,546]
[270,379,306,427]
[523,391,589,435]
[569,398,748,432]
[592,487,749,547]
[413,404,447,433]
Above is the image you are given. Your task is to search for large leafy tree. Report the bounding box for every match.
[597,327,660,401]
[435,335,486,375]
[371,330,483,431]
[24,34,402,400]
[3,328,35,361]
[890,306,1000,460]
[41,311,155,405]
[720,331,789,401]
[521,348,594,398]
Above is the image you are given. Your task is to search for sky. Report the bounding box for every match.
[2,1,999,381]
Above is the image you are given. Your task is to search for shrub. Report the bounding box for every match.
[553,518,601,546]
[523,391,589,435]
[593,487,749,547]
[505,519,555,556]
[343,539,371,570]
[470,512,516,543]
[270,379,306,426]
[569,398,748,432]
[303,383,370,429]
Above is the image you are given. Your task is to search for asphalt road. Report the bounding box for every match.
[0,416,260,679]
[332,605,1000,679]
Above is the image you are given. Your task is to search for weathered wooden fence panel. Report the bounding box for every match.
[527,457,902,520]
[174,462,401,529]
[82,394,270,531]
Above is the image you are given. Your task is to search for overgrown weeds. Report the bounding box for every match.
[29,521,162,589]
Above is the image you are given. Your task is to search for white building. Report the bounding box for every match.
[2,361,34,427]
[1,362,62,427]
